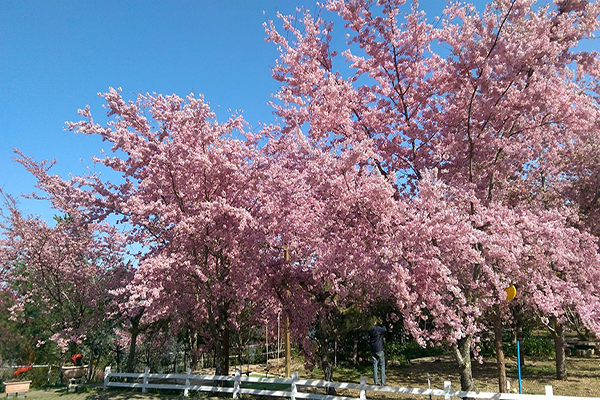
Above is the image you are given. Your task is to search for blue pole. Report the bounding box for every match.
[517,340,522,394]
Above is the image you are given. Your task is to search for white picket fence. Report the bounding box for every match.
[103,366,600,400]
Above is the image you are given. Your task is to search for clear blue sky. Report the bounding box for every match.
[1,1,325,221]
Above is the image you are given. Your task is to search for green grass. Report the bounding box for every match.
[21,356,600,399]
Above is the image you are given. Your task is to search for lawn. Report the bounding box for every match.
[16,355,600,399]
[326,355,600,398]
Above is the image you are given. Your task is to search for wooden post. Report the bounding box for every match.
[142,367,149,393]
[284,248,291,378]
[290,371,298,400]
[233,368,241,398]
[285,316,291,377]
[247,342,250,376]
[359,376,367,400]
[266,324,269,365]
[427,372,432,400]
[334,338,337,367]
[103,366,111,390]
[444,381,451,400]
[184,368,191,397]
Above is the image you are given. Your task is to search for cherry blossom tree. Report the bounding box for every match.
[15,89,280,376]
[506,207,600,379]
[0,192,125,363]
[559,134,600,238]
[265,0,600,390]
[257,128,410,383]
[103,260,150,373]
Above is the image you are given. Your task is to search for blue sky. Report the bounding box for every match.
[1,1,325,221]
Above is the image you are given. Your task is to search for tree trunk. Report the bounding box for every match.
[351,331,359,366]
[215,325,230,376]
[452,335,476,392]
[190,332,199,371]
[126,310,144,373]
[493,310,507,393]
[126,315,142,373]
[515,313,524,368]
[115,345,122,373]
[126,328,139,373]
[318,313,336,395]
[88,340,102,381]
[549,317,567,380]
[321,338,333,384]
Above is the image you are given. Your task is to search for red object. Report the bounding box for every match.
[13,366,32,378]
[71,353,83,364]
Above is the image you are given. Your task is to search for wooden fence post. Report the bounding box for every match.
[291,371,298,400]
[233,368,241,398]
[142,367,149,393]
[359,376,367,400]
[103,366,111,391]
[444,381,452,400]
[184,368,191,397]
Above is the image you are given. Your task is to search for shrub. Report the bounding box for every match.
[386,340,447,362]
[479,331,555,359]
[522,334,555,358]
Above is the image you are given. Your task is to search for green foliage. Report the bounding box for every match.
[386,340,447,362]
[521,334,555,358]
[27,366,51,387]
[0,283,62,370]
[479,331,555,359]
[0,367,13,384]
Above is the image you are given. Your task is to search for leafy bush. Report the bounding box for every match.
[386,340,447,362]
[0,367,13,383]
[27,366,52,387]
[479,331,555,359]
[522,334,555,358]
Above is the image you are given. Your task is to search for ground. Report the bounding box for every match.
[15,355,600,399]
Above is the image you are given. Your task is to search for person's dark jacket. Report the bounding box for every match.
[369,325,387,353]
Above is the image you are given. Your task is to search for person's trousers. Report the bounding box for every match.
[372,351,385,385]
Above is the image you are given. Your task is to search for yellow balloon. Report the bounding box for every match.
[504,285,517,301]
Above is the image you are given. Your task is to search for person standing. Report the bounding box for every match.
[369,320,387,386]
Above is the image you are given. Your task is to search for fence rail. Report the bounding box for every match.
[103,367,600,400]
